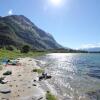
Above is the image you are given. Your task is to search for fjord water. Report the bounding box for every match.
[37,53,100,100]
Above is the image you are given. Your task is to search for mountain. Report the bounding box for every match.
[0,15,62,50]
[81,47,100,52]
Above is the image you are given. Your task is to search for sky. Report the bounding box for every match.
[0,0,100,49]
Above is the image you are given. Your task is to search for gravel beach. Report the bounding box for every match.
[0,57,49,100]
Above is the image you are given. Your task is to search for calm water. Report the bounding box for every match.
[37,53,100,100]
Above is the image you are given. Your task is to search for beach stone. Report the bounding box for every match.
[0,77,5,84]
[9,85,13,87]
[0,81,8,84]
[32,84,36,86]
[28,87,31,88]
[0,88,11,94]
[17,95,20,97]
[1,98,9,100]
[18,74,21,77]
[34,80,36,82]
[38,97,43,100]
[3,71,12,76]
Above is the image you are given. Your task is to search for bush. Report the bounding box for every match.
[5,45,14,51]
[33,68,44,74]
[46,91,57,100]
[21,45,30,53]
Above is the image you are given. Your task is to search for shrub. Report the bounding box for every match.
[33,68,44,74]
[21,45,30,53]
[46,91,57,100]
[5,45,14,51]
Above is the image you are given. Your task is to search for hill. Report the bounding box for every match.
[81,47,100,52]
[0,15,62,50]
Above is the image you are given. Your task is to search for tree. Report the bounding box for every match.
[21,45,30,53]
[5,45,14,51]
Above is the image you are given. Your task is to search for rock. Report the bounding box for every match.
[0,89,11,94]
[32,84,36,86]
[0,77,5,82]
[0,81,8,84]
[1,98,9,100]
[33,80,36,82]
[9,85,13,87]
[28,87,31,88]
[0,77,7,84]
[46,75,52,79]
[0,77,5,81]
[39,75,52,81]
[3,71,12,76]
[38,97,43,100]
[18,74,21,77]
[39,76,44,81]
[17,95,20,97]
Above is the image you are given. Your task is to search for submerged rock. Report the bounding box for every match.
[87,90,100,100]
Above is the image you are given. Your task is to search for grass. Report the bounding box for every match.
[0,49,46,61]
[0,49,46,71]
[0,65,3,70]
[33,68,44,74]
[46,91,57,100]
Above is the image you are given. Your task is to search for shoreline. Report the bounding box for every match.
[0,57,57,100]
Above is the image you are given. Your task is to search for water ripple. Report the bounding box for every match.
[36,53,100,100]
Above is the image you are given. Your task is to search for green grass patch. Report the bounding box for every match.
[0,65,3,70]
[46,91,57,100]
[33,68,44,74]
[0,49,46,60]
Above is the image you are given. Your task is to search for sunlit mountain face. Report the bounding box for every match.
[0,15,62,50]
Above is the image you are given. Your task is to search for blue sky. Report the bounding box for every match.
[0,0,100,49]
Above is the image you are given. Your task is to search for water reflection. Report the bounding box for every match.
[37,53,100,100]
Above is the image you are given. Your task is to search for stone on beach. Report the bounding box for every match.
[0,88,11,94]
[0,57,50,100]
[3,71,12,76]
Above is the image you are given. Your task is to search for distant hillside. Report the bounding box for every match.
[81,47,100,52]
[0,15,62,50]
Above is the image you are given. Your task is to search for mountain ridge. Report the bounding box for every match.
[0,15,62,50]
[80,47,100,52]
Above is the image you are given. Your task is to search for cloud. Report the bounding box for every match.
[8,9,13,15]
[81,43,100,49]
